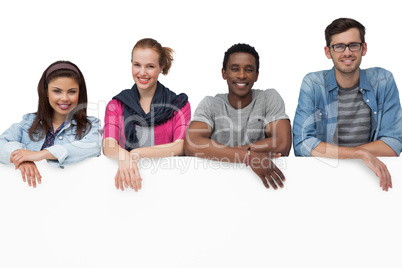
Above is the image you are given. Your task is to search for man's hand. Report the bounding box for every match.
[249,151,285,190]
[360,150,392,191]
[18,161,42,188]
[312,142,394,191]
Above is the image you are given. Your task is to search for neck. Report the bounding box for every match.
[138,83,157,100]
[52,114,67,125]
[228,91,252,109]
[138,85,157,114]
[334,68,360,89]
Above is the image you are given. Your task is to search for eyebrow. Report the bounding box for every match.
[331,42,361,45]
[132,61,156,65]
[51,87,78,90]
[230,64,255,69]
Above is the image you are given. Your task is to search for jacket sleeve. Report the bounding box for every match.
[45,117,102,168]
[293,75,323,156]
[376,72,402,155]
[0,115,32,164]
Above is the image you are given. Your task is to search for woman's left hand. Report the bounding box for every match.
[10,149,45,168]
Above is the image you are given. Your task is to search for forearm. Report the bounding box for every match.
[311,139,398,159]
[239,119,292,156]
[184,136,247,163]
[311,142,371,160]
[237,136,291,156]
[102,138,130,161]
[357,140,397,157]
[131,139,185,158]
[40,149,57,160]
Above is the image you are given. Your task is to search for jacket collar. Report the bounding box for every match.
[326,67,373,92]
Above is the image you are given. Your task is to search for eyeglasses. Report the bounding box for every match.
[328,42,363,52]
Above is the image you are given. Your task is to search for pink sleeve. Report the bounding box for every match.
[103,99,124,144]
[172,102,191,141]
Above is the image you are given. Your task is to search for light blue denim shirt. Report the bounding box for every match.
[0,113,102,168]
[293,67,402,156]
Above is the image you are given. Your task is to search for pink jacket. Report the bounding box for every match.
[103,99,191,148]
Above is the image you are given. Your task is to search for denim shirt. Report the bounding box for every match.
[0,113,102,168]
[293,67,402,156]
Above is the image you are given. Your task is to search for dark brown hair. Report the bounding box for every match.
[131,38,174,75]
[325,18,366,47]
[29,61,91,140]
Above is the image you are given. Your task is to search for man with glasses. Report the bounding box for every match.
[293,18,402,191]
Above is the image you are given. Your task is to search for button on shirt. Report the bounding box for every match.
[293,67,402,156]
[41,121,67,150]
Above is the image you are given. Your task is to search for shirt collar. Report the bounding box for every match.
[326,67,373,92]
[359,69,373,91]
[326,67,338,92]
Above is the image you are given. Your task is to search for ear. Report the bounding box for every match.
[255,71,259,82]
[222,68,227,80]
[324,46,332,59]
[362,42,367,56]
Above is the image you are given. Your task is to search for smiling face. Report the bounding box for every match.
[47,77,79,122]
[222,52,259,108]
[325,28,367,79]
[132,48,162,94]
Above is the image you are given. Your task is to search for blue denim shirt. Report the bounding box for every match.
[0,113,102,168]
[293,67,402,156]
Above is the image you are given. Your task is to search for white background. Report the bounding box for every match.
[0,0,401,267]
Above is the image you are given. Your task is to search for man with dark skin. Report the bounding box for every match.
[184,43,291,189]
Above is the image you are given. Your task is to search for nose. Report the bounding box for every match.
[61,92,69,102]
[139,66,146,75]
[237,69,246,79]
[344,46,353,55]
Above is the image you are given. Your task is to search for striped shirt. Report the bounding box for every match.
[333,84,371,147]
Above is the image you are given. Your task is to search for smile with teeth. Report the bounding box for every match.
[57,103,71,110]
[341,58,354,64]
[138,77,150,83]
[235,82,248,87]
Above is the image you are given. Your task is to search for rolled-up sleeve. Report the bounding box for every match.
[46,117,102,168]
[0,115,32,164]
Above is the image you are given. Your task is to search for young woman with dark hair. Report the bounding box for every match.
[0,61,101,187]
[103,38,191,192]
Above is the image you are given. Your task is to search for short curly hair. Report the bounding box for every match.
[222,43,259,72]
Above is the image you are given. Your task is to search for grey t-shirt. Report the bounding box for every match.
[192,89,289,146]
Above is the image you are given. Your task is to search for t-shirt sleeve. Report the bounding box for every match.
[103,99,123,142]
[191,96,214,128]
[263,89,289,126]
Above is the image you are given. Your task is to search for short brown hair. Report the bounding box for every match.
[325,18,366,47]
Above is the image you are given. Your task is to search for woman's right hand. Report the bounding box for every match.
[115,151,142,191]
[18,161,42,188]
